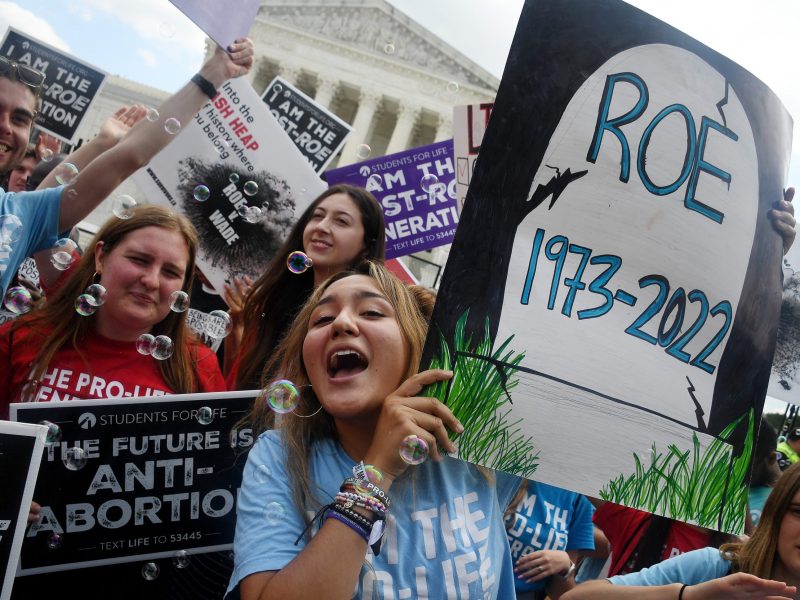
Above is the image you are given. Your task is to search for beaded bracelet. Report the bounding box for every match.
[332,503,376,529]
[326,510,369,542]
[336,491,387,514]
[341,477,392,508]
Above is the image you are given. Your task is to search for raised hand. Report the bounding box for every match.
[34,133,61,161]
[769,187,796,256]
[97,105,148,146]
[364,369,461,482]
[201,37,255,87]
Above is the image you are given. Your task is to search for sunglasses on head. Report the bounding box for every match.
[0,56,45,90]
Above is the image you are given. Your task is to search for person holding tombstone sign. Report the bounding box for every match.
[0,205,225,417]
[0,37,254,297]
[225,184,385,389]
[562,462,800,600]
[227,261,521,599]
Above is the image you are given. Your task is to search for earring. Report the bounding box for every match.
[74,277,107,316]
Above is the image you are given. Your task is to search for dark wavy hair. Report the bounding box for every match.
[233,184,385,389]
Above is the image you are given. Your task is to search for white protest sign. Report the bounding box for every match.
[422,0,792,533]
[132,78,325,292]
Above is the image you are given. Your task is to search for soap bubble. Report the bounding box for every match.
[0,214,23,245]
[383,41,395,55]
[253,464,271,484]
[145,107,160,122]
[172,550,190,569]
[112,195,137,219]
[205,310,232,339]
[193,185,211,202]
[244,206,262,223]
[136,333,155,355]
[229,173,239,184]
[63,446,87,471]
[40,148,55,162]
[74,294,98,316]
[354,464,383,495]
[4,285,33,314]
[356,144,371,160]
[265,380,300,414]
[366,174,383,190]
[50,237,78,270]
[286,251,312,274]
[47,533,63,549]
[169,290,189,312]
[141,562,161,581]
[399,434,429,465]
[54,162,79,185]
[420,173,439,192]
[164,118,181,135]
[151,335,174,360]
[39,420,62,445]
[265,502,286,525]
[196,406,214,425]
[84,283,107,307]
[446,81,460,94]
[243,181,258,196]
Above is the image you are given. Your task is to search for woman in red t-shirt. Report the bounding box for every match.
[0,205,225,417]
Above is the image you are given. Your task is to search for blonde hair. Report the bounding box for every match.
[245,261,433,522]
[720,461,800,577]
[10,205,203,396]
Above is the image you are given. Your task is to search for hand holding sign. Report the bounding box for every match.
[768,187,796,256]
[201,38,255,89]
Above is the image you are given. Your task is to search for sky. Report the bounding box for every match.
[1,0,796,414]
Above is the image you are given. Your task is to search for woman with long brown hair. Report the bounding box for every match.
[225,183,385,389]
[563,462,800,600]
[0,205,225,416]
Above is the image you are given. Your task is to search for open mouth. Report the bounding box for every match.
[0,143,10,153]
[328,349,368,379]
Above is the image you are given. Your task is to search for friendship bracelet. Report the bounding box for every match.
[326,510,369,543]
[333,503,376,529]
[678,584,688,600]
[336,491,387,513]
[341,477,392,509]
[191,73,218,100]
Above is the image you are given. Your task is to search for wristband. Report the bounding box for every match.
[326,510,369,542]
[191,73,218,99]
[678,585,688,600]
[562,561,576,580]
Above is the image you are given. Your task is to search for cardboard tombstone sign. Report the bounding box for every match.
[422,0,792,533]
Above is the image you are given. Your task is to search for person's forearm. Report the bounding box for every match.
[37,134,117,191]
[223,327,243,376]
[242,518,372,600]
[562,581,682,600]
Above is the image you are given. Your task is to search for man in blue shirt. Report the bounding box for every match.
[0,38,255,296]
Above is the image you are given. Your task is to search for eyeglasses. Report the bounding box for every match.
[0,56,45,90]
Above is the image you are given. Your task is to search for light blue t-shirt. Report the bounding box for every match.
[0,186,62,296]
[608,547,731,586]
[506,480,595,593]
[749,486,771,527]
[228,430,521,599]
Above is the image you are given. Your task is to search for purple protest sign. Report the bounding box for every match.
[325,140,458,259]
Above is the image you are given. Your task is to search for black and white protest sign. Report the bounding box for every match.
[132,77,324,292]
[11,392,257,574]
[262,76,352,174]
[0,28,107,143]
[0,421,47,599]
[421,0,792,532]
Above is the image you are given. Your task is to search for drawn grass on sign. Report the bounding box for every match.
[600,410,754,532]
[425,310,539,478]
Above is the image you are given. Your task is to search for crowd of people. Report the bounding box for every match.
[1,26,800,600]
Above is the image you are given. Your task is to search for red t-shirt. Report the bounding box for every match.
[594,502,711,576]
[0,322,226,419]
